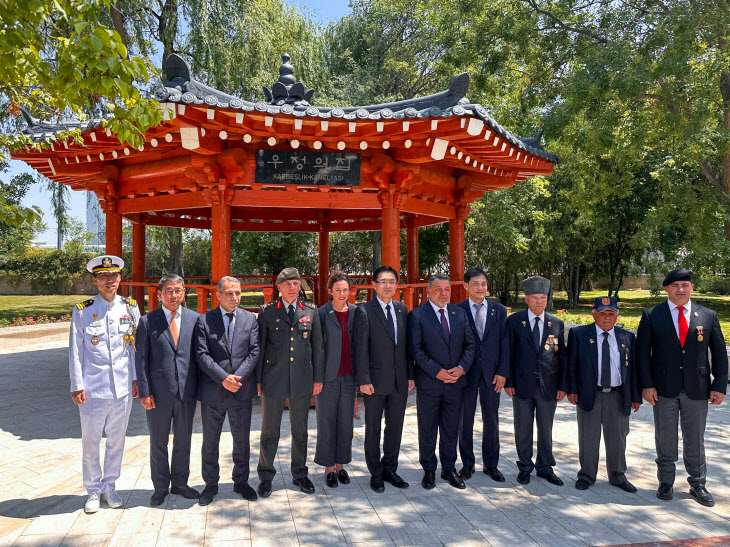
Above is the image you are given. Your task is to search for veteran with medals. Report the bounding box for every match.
[567,296,641,492]
[505,276,568,487]
[637,269,728,507]
[255,268,324,497]
[69,255,140,513]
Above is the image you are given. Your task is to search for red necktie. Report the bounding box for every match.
[677,306,688,347]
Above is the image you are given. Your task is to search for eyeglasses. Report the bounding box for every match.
[162,289,185,296]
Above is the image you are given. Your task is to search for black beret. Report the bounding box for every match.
[662,269,692,286]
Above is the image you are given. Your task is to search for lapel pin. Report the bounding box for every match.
[590,338,595,344]
[694,312,698,317]
[621,343,625,348]
[522,321,526,327]
[547,321,552,327]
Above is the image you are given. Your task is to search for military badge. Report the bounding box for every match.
[694,311,699,317]
[92,314,98,321]
[547,321,552,327]
[590,338,595,344]
[299,316,311,323]
[119,315,133,325]
[91,335,100,346]
[602,297,610,306]
[522,321,526,327]
[303,332,309,339]
[697,326,704,342]
[102,257,112,268]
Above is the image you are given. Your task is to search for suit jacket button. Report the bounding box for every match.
[290,357,294,362]
[290,347,294,351]
[291,337,294,341]
[680,366,683,369]
[291,327,294,331]
[682,350,686,354]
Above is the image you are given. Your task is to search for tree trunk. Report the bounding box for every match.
[372,231,382,272]
[166,228,184,276]
[159,0,179,74]
[109,3,128,56]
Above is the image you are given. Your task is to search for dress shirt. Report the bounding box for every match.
[162,304,182,332]
[527,309,545,342]
[377,296,398,344]
[667,299,692,339]
[469,298,487,337]
[429,300,450,331]
[595,324,621,387]
[282,298,298,316]
[220,306,236,333]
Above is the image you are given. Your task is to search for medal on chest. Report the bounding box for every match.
[697,326,704,342]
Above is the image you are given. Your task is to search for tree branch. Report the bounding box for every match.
[523,0,608,44]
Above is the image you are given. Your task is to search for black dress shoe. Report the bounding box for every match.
[516,471,531,485]
[422,470,436,489]
[484,467,505,482]
[325,472,338,488]
[337,469,350,484]
[233,482,258,501]
[150,489,168,506]
[198,485,218,506]
[170,485,200,499]
[689,485,715,507]
[383,469,409,489]
[292,476,315,494]
[459,465,475,480]
[575,479,590,491]
[258,480,272,498]
[370,476,385,493]
[440,470,466,490]
[537,471,564,486]
[613,481,637,494]
[656,483,673,500]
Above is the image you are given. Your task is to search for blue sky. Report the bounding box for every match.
[8,0,352,245]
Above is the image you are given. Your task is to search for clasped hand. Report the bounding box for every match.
[223,374,242,392]
[436,367,462,383]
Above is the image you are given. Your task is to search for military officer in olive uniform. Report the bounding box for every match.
[69,255,140,513]
[256,268,325,498]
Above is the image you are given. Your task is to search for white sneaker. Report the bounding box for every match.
[101,489,123,508]
[84,492,100,513]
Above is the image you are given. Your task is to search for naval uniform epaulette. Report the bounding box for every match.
[76,299,94,310]
[121,296,137,306]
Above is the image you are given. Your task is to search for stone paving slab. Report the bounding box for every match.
[2,341,730,546]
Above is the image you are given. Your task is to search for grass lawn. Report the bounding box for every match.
[0,295,94,323]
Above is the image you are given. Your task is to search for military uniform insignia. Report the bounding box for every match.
[697,326,704,341]
[303,332,309,339]
[522,321,526,327]
[694,312,699,317]
[119,315,134,325]
[76,299,94,310]
[299,316,311,323]
[547,321,552,327]
[92,314,98,321]
[590,338,595,344]
[91,335,100,346]
[101,257,112,268]
[303,301,315,309]
[602,297,610,306]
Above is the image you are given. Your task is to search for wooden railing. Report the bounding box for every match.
[120,279,463,315]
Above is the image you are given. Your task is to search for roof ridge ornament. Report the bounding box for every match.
[263,53,315,106]
[519,128,545,149]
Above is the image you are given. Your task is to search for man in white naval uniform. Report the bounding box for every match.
[69,255,140,513]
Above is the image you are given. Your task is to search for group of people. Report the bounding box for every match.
[69,256,728,515]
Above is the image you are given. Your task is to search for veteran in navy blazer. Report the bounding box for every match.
[505,276,568,487]
[408,273,475,490]
[456,268,510,483]
[195,276,260,505]
[136,274,200,507]
[353,266,413,493]
[637,269,728,507]
[567,296,641,493]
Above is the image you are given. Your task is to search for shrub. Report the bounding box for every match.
[696,275,730,296]
[0,248,92,294]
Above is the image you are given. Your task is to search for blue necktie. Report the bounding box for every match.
[226,312,235,353]
[439,308,450,344]
[532,316,541,351]
[601,332,611,389]
[385,304,396,344]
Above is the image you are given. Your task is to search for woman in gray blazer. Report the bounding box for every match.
[315,272,357,487]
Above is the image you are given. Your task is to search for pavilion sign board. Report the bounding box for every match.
[255,150,361,186]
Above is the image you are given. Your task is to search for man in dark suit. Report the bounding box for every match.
[637,269,728,507]
[256,268,325,498]
[456,268,510,482]
[505,276,567,487]
[408,273,475,490]
[567,296,641,492]
[195,276,260,505]
[352,266,413,493]
[136,274,200,506]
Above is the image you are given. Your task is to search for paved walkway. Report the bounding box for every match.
[2,341,730,546]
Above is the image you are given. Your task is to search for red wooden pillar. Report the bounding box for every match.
[132,221,146,314]
[449,217,465,304]
[381,201,401,275]
[105,210,123,258]
[406,217,419,308]
[211,197,231,310]
[318,223,330,306]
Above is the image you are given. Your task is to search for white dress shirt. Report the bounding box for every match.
[162,304,182,332]
[595,324,621,387]
[469,298,487,337]
[220,306,236,333]
[667,299,692,339]
[527,309,545,342]
[429,300,450,331]
[377,296,398,344]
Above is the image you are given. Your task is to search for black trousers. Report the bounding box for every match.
[201,397,253,486]
[257,394,311,481]
[146,396,197,491]
[363,387,408,477]
[513,387,557,474]
[315,374,356,467]
[459,373,501,468]
[417,383,465,472]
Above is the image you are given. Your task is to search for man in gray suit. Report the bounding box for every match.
[196,276,260,505]
[136,274,200,506]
